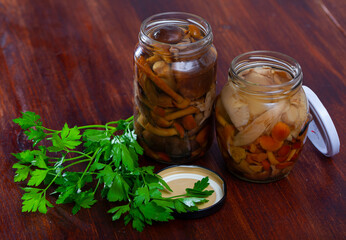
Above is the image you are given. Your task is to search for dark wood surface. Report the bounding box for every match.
[1,0,345,239]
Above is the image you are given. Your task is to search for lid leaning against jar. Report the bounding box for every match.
[302,86,340,157]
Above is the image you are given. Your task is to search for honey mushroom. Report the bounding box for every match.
[136,56,190,109]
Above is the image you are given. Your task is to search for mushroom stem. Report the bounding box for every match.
[136,56,188,105]
[164,106,199,121]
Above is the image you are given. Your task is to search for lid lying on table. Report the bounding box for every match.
[303,86,340,157]
[157,165,226,219]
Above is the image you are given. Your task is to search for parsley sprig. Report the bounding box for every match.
[12,112,214,232]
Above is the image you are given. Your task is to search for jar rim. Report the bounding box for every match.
[140,12,213,48]
[229,50,303,93]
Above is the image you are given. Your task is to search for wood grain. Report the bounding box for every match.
[0,0,345,239]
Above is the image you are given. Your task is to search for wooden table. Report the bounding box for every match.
[1,0,345,239]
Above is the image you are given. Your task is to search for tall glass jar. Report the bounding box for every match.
[134,12,217,164]
[215,51,311,182]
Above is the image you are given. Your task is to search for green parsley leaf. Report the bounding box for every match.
[13,163,31,182]
[120,143,134,170]
[24,128,47,146]
[139,201,174,222]
[49,124,82,151]
[28,169,49,186]
[107,173,129,202]
[13,111,42,130]
[185,177,214,197]
[134,186,150,205]
[21,187,53,214]
[72,190,97,215]
[108,204,130,221]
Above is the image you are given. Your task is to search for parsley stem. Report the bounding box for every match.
[43,172,60,192]
[93,179,101,194]
[48,154,86,163]
[160,194,190,199]
[106,116,134,127]
[60,152,93,162]
[42,127,59,132]
[68,150,94,160]
[76,125,116,130]
[62,159,91,170]
[77,147,101,186]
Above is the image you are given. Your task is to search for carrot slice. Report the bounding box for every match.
[182,115,197,130]
[276,156,287,163]
[278,145,291,157]
[173,122,185,138]
[261,160,271,171]
[157,152,171,163]
[196,125,211,147]
[259,136,283,152]
[271,122,291,141]
[251,153,267,162]
[276,162,294,169]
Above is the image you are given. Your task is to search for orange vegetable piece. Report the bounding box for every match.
[196,125,210,147]
[245,154,256,164]
[224,124,235,140]
[261,160,271,171]
[276,156,287,163]
[259,136,283,152]
[157,152,171,163]
[153,106,165,117]
[182,115,197,130]
[271,122,291,141]
[251,153,267,162]
[249,144,258,153]
[278,145,291,157]
[276,162,294,170]
[173,122,185,138]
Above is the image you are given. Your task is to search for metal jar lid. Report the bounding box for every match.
[157,165,226,219]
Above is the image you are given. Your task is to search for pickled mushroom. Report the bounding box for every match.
[233,100,288,146]
[221,83,250,130]
[282,89,308,138]
[190,83,216,125]
[239,67,292,85]
[152,60,176,90]
[151,26,184,44]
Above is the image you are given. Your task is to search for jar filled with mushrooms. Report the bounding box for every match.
[134,12,217,164]
[215,51,311,182]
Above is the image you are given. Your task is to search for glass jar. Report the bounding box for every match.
[133,12,217,164]
[215,51,311,182]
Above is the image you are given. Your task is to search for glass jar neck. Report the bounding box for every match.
[229,51,303,99]
[139,12,213,57]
